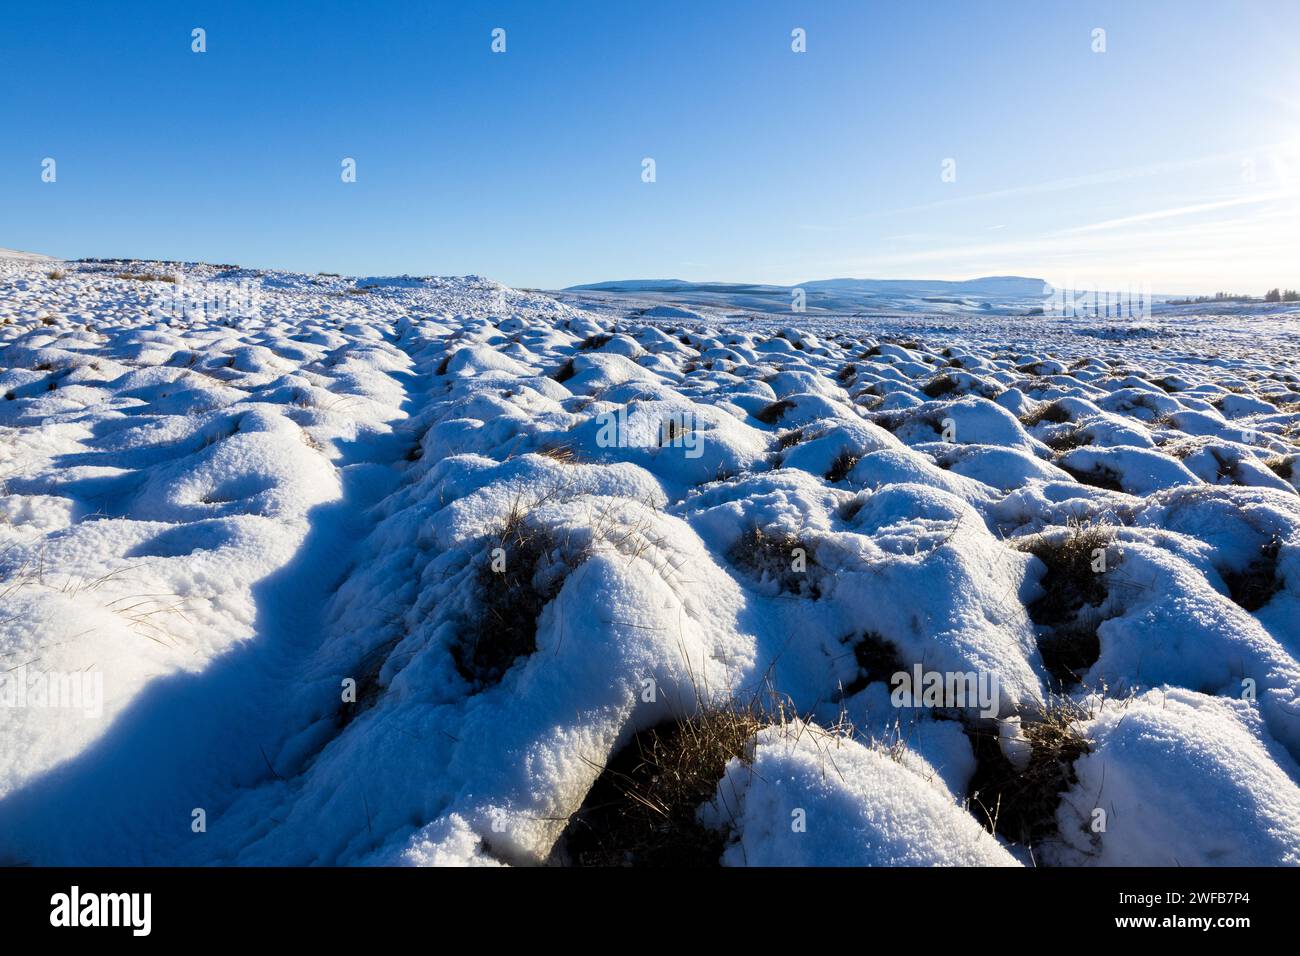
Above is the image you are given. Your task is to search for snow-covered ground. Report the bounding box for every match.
[2,255,1299,866]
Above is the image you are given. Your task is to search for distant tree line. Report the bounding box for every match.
[1167,289,1300,305]
[1264,288,1300,303]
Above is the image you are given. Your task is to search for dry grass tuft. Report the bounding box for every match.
[1265,455,1294,482]
[729,525,820,598]
[451,505,581,689]
[552,358,577,383]
[113,272,176,283]
[824,448,860,483]
[536,443,578,464]
[921,374,960,399]
[1020,401,1072,427]
[1016,522,1115,687]
[966,698,1091,854]
[753,399,795,425]
[1223,537,1282,612]
[558,704,764,866]
[775,428,804,451]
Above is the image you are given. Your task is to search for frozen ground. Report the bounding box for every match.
[2,254,1299,867]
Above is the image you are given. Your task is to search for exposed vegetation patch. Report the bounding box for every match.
[557,706,763,866]
[837,631,904,698]
[1058,461,1124,492]
[837,495,866,522]
[729,526,820,598]
[451,509,579,689]
[1265,455,1294,482]
[776,428,804,450]
[1017,524,1116,688]
[1020,401,1072,427]
[754,399,795,425]
[1042,428,1091,452]
[824,449,860,483]
[113,272,177,283]
[578,333,613,350]
[536,443,578,463]
[1223,537,1282,613]
[552,358,577,383]
[921,375,960,399]
[965,701,1091,853]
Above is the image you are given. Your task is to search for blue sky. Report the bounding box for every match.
[2,0,1298,292]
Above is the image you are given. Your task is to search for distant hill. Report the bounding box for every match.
[0,247,57,261]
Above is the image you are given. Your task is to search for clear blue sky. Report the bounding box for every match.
[3,0,1298,292]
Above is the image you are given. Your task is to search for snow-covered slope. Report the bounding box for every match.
[1,258,1299,866]
[0,247,57,261]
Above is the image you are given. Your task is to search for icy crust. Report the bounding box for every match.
[1,258,1299,866]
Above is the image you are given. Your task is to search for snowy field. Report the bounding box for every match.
[2,254,1300,867]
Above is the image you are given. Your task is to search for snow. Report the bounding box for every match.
[1048,689,1300,866]
[701,721,1019,866]
[0,248,56,261]
[1,256,1299,867]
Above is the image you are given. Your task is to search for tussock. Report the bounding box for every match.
[921,374,960,398]
[729,526,820,598]
[837,630,904,698]
[824,448,860,483]
[1020,401,1072,427]
[966,698,1091,853]
[451,507,581,689]
[1224,537,1282,612]
[754,399,795,425]
[557,704,764,866]
[1017,523,1116,688]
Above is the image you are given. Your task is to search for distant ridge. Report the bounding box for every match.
[0,247,58,261]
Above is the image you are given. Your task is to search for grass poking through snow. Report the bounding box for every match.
[1016,522,1116,688]
[451,505,582,689]
[557,703,764,866]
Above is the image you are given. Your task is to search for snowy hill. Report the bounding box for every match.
[0,247,57,261]
[2,257,1300,866]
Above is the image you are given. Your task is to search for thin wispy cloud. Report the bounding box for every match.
[869,143,1289,221]
[1060,191,1294,235]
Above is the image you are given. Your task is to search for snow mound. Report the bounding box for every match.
[704,721,1019,866]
